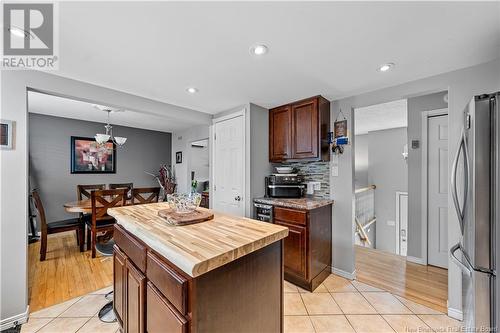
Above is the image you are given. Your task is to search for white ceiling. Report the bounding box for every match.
[53,2,500,114]
[355,99,408,135]
[28,91,195,133]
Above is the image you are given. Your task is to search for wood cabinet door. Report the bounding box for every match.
[113,245,127,328]
[291,98,319,159]
[275,220,307,279]
[269,105,292,162]
[126,261,146,333]
[146,282,188,333]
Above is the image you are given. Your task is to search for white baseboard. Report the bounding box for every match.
[332,267,356,280]
[406,256,426,265]
[0,306,29,330]
[448,307,463,321]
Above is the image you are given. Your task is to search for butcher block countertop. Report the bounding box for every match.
[254,197,334,211]
[108,202,289,278]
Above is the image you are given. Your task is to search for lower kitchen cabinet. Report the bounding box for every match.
[274,204,332,291]
[112,223,283,333]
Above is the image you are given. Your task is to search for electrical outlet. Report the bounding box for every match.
[312,182,321,191]
[387,220,395,226]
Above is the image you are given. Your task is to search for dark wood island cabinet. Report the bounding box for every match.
[109,203,288,333]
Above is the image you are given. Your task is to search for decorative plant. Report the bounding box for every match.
[145,164,177,200]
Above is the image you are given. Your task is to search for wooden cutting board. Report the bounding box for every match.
[158,208,214,226]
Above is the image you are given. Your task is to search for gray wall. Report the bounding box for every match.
[171,125,210,193]
[367,128,408,253]
[29,113,171,223]
[249,103,272,202]
[1,69,209,326]
[329,58,500,317]
[407,92,448,258]
[354,134,369,187]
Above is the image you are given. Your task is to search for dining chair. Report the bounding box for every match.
[31,189,85,261]
[88,189,127,258]
[131,187,161,205]
[76,184,106,248]
[109,183,133,201]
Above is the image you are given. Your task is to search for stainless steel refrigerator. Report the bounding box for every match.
[450,92,499,331]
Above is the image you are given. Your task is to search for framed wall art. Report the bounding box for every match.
[70,136,116,174]
[0,119,14,150]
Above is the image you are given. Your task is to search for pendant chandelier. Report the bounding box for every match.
[93,104,127,147]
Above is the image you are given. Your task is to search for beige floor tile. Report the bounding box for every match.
[301,293,342,315]
[351,280,384,292]
[285,280,299,293]
[418,314,464,332]
[383,315,432,333]
[76,317,119,333]
[20,318,52,333]
[362,292,412,314]
[284,293,308,315]
[310,315,355,333]
[37,317,89,333]
[91,285,113,295]
[394,296,443,315]
[331,292,377,314]
[30,297,82,318]
[346,315,395,333]
[284,315,315,333]
[298,283,329,293]
[323,275,357,292]
[59,295,109,318]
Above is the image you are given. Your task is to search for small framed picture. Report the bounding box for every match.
[0,119,14,150]
[176,151,182,164]
[334,120,348,138]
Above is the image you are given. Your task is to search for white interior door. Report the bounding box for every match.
[213,115,245,216]
[397,192,408,256]
[427,114,449,268]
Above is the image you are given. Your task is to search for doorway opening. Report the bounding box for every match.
[353,91,449,312]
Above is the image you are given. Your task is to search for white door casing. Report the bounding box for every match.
[396,191,408,256]
[212,114,245,216]
[426,113,449,268]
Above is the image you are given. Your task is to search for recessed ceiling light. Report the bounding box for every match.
[8,26,31,39]
[378,63,395,72]
[250,44,268,56]
[186,87,198,94]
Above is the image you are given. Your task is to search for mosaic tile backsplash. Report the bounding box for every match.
[274,161,331,199]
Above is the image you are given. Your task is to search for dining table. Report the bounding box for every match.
[63,199,126,214]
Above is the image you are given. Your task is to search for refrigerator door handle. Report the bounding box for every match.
[451,129,470,235]
[450,243,472,277]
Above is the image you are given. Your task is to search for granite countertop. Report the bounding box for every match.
[253,197,334,210]
[108,202,288,278]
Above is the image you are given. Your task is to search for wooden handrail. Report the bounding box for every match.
[355,184,376,194]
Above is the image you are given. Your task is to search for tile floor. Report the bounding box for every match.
[284,274,464,333]
[22,274,463,333]
[21,286,117,333]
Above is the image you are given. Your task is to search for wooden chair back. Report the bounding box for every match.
[132,187,161,205]
[90,189,127,223]
[31,189,47,233]
[77,184,106,200]
[109,183,133,190]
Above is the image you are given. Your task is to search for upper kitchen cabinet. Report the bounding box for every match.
[269,96,330,162]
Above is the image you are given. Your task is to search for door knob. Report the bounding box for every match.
[235,196,241,201]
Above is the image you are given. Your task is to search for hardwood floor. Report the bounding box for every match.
[355,245,448,313]
[28,231,113,312]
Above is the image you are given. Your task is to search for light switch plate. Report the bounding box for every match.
[387,220,395,226]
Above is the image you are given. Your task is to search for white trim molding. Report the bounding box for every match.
[0,306,29,330]
[447,307,463,321]
[332,267,356,280]
[406,255,426,265]
[420,108,448,266]
[395,191,408,256]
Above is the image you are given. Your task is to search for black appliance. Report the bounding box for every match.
[265,174,305,198]
[254,203,273,222]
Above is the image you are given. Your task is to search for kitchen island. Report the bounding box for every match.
[108,202,288,333]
